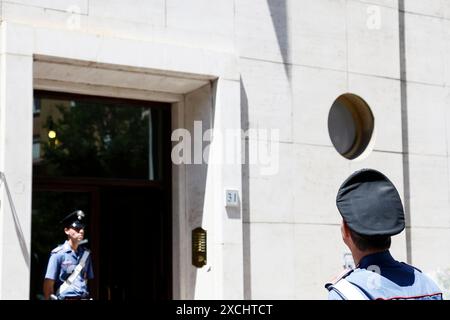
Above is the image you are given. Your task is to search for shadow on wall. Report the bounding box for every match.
[239,1,290,299]
[182,84,214,299]
[398,0,412,265]
[267,0,291,80]
[240,77,252,300]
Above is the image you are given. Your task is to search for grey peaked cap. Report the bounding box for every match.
[336,169,405,236]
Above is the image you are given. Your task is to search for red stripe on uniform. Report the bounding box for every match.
[376,292,443,300]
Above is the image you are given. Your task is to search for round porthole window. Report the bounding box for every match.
[328,93,374,160]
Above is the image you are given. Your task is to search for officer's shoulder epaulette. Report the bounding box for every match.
[325,268,354,290]
[51,245,64,254]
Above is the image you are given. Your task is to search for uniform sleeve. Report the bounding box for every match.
[85,254,94,279]
[328,288,344,300]
[44,254,60,280]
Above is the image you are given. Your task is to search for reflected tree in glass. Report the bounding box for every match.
[38,101,156,180]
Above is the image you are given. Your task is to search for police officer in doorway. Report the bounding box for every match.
[326,169,443,300]
[43,210,94,300]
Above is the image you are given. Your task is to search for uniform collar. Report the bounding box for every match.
[357,250,397,269]
[62,241,72,253]
[356,250,416,287]
[62,240,83,253]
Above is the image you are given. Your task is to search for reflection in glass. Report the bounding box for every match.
[32,94,167,180]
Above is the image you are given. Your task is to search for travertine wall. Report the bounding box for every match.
[0,0,449,299]
[402,0,450,294]
[239,0,450,299]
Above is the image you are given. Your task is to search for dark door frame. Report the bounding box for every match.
[32,90,173,299]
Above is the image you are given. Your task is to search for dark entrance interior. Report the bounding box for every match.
[30,91,172,300]
[99,186,171,300]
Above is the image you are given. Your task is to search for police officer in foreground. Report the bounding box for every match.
[43,210,94,300]
[326,169,443,300]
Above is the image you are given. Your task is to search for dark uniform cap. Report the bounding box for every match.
[60,210,86,229]
[336,169,405,236]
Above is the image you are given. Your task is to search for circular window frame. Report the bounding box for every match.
[328,93,375,160]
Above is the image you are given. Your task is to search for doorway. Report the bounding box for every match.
[98,186,171,300]
[30,91,172,300]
